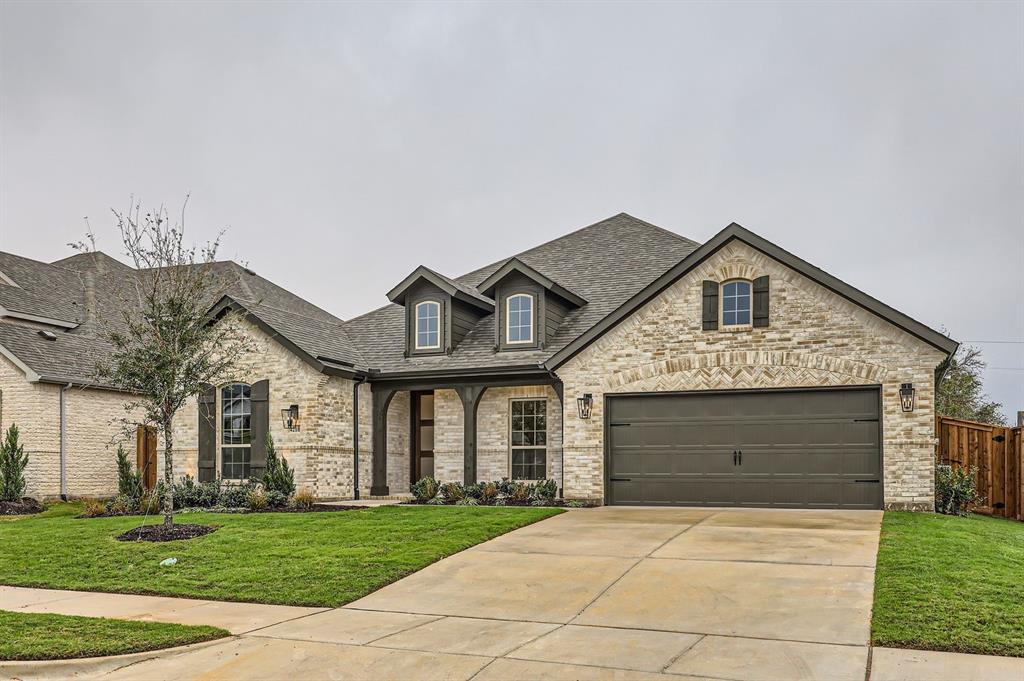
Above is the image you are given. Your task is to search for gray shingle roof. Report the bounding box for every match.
[0,252,86,324]
[343,213,701,373]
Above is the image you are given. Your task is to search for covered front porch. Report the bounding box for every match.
[365,371,564,497]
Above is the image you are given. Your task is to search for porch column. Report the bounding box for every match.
[370,386,396,496]
[551,379,564,498]
[455,385,487,485]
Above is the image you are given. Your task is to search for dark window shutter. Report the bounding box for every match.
[753,276,770,328]
[249,379,270,480]
[197,383,217,482]
[701,280,719,330]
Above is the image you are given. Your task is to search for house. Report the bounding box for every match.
[0,214,957,510]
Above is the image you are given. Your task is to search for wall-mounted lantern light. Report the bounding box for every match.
[281,404,300,431]
[899,383,915,413]
[577,393,593,420]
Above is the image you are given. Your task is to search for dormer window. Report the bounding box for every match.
[721,280,751,327]
[415,301,441,349]
[506,294,534,344]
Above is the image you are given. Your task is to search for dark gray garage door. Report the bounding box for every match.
[606,388,881,509]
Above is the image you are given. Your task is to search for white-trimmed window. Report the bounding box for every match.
[721,280,751,327]
[506,294,534,344]
[415,301,441,349]
[220,383,251,480]
[510,398,546,480]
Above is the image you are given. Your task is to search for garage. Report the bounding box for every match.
[605,387,882,509]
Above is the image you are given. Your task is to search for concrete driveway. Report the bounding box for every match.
[81,505,886,680]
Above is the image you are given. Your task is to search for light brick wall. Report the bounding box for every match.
[0,354,138,499]
[555,240,947,509]
[432,385,563,486]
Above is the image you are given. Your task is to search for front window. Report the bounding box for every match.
[722,280,751,326]
[506,294,534,344]
[511,399,546,480]
[221,383,251,479]
[415,301,440,349]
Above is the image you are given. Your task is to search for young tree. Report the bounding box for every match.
[937,345,1007,425]
[75,199,252,526]
[0,424,28,502]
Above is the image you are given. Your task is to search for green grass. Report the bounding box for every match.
[0,503,561,607]
[873,511,1024,657]
[0,610,227,661]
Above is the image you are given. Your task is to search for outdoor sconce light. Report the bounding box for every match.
[577,393,594,420]
[899,383,915,413]
[281,404,300,431]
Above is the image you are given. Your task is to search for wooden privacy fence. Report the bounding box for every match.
[936,416,1023,520]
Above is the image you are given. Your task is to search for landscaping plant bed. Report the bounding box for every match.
[404,499,596,508]
[117,523,218,542]
[0,498,45,516]
[408,477,597,508]
[83,503,366,519]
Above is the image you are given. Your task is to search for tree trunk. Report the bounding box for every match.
[163,423,174,527]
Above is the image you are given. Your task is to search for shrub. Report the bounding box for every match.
[411,476,440,503]
[115,444,142,499]
[265,490,289,508]
[262,433,295,498]
[508,482,532,503]
[0,424,28,502]
[292,488,315,509]
[936,464,982,516]
[173,475,222,509]
[532,479,557,502]
[139,490,161,515]
[566,500,586,508]
[247,488,268,511]
[496,478,515,496]
[464,483,482,500]
[477,481,499,503]
[219,481,257,508]
[82,499,106,517]
[456,497,479,506]
[439,482,465,503]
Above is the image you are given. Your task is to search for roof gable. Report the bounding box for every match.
[476,257,587,307]
[386,266,494,313]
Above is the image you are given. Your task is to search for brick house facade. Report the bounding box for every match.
[0,215,956,508]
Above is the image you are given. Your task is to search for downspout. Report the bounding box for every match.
[352,375,368,500]
[59,383,72,500]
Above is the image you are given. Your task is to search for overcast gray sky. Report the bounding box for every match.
[1,1,1021,419]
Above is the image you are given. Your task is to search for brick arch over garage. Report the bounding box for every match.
[602,351,887,393]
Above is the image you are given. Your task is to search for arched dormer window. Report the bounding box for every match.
[721,280,752,327]
[220,383,252,479]
[414,300,441,350]
[506,293,534,344]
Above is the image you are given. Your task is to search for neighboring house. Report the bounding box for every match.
[0,214,957,510]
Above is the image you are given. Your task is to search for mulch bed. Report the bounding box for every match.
[82,503,367,519]
[0,498,45,516]
[117,524,218,542]
[261,504,367,513]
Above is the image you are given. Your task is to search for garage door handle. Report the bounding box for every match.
[610,477,632,482]
[854,479,880,483]
[733,451,738,465]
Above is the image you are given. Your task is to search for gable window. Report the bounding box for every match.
[221,383,251,480]
[506,294,534,344]
[721,280,751,327]
[415,301,441,349]
[510,399,546,480]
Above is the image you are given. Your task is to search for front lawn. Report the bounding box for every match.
[0,503,560,607]
[0,610,226,660]
[872,511,1024,657]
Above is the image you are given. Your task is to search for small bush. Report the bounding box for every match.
[936,463,982,516]
[427,496,446,505]
[532,479,557,502]
[0,424,28,502]
[139,490,161,515]
[478,481,499,503]
[247,488,268,511]
[439,482,465,503]
[456,497,479,506]
[219,481,257,508]
[411,476,440,503]
[174,476,223,509]
[107,494,138,515]
[464,483,482,500]
[115,444,142,499]
[292,488,315,509]
[265,490,288,508]
[82,499,106,517]
[566,500,586,508]
[508,482,532,503]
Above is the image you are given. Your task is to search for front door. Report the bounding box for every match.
[411,391,435,482]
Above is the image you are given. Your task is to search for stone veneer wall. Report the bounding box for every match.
[172,319,408,499]
[433,385,563,485]
[554,240,947,510]
[0,354,138,499]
